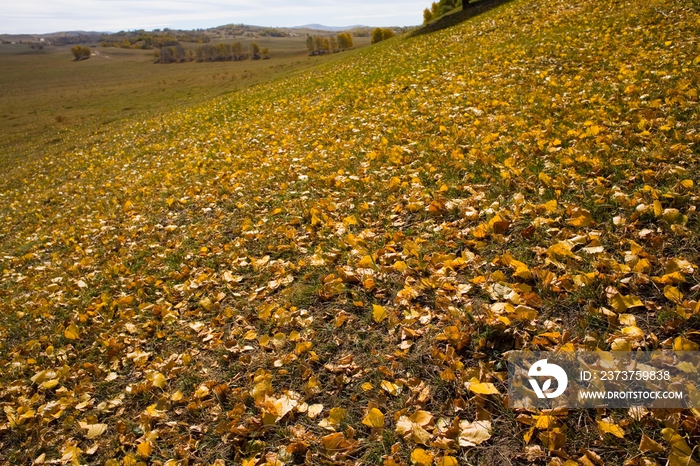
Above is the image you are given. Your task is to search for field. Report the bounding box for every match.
[0,34,371,172]
[1,0,700,464]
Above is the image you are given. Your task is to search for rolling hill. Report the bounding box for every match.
[1,0,699,464]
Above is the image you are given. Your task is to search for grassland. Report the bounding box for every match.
[0,34,370,172]
[1,0,699,464]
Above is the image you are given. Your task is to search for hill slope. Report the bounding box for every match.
[1,0,699,464]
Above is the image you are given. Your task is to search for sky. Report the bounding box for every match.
[0,0,427,34]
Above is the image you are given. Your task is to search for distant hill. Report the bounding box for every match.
[40,31,105,37]
[0,31,104,45]
[1,25,372,43]
[292,24,367,31]
[0,31,103,40]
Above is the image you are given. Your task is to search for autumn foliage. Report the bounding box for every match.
[1,0,700,464]
[70,45,91,60]
[371,27,395,44]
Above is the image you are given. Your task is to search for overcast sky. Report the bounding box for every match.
[1,0,426,34]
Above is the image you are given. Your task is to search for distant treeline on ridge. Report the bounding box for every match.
[100,31,210,49]
[154,42,269,64]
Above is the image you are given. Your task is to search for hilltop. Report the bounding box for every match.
[1,0,699,464]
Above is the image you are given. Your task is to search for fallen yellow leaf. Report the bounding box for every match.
[64,323,80,340]
[673,336,699,351]
[372,304,388,323]
[362,408,385,429]
[466,378,500,395]
[410,448,434,466]
[79,422,108,440]
[136,440,153,458]
[597,420,625,438]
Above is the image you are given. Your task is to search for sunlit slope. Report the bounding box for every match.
[1,0,699,464]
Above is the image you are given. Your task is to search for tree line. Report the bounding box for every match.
[155,42,269,64]
[100,31,210,49]
[50,34,100,46]
[306,32,354,56]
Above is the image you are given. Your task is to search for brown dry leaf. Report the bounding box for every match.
[539,427,566,451]
[582,448,605,466]
[78,421,108,439]
[639,434,664,454]
[458,420,492,446]
[411,424,433,445]
[307,403,323,419]
[320,432,355,453]
[523,445,545,462]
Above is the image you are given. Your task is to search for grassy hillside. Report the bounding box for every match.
[0,35,370,173]
[1,0,699,464]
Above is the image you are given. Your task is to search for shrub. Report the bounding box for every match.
[371,28,395,44]
[71,46,91,60]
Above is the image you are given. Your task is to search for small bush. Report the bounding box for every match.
[371,28,396,44]
[71,46,91,60]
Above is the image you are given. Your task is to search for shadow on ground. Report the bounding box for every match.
[409,0,516,37]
